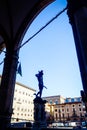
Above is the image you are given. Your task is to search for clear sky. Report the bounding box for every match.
[0,0,83,98]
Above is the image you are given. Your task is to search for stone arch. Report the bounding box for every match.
[0,1,56,129]
[0,0,55,52]
[14,0,55,50]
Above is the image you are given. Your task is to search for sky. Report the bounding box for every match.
[0,0,83,98]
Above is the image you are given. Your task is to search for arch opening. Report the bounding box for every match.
[16,0,83,98]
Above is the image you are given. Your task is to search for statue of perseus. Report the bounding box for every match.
[34,70,47,129]
[35,70,47,98]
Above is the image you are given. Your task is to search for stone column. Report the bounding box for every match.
[67,0,87,111]
[0,50,19,130]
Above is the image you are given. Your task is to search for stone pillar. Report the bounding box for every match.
[0,50,19,130]
[33,97,47,130]
[67,0,87,111]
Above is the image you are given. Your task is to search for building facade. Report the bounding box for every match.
[11,82,36,123]
[43,96,86,122]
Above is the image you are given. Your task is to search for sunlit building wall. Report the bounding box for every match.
[43,95,65,105]
[12,82,36,122]
[43,96,86,121]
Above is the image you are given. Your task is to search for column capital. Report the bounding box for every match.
[5,50,19,59]
[67,0,87,23]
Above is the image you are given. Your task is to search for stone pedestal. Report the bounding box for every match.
[33,97,47,130]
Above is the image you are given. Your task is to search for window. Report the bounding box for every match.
[55,109,57,112]
[72,105,75,107]
[55,100,58,104]
[50,100,52,104]
[65,98,71,103]
[21,108,23,111]
[25,109,27,112]
[71,98,74,102]
[67,108,69,112]
[72,108,76,112]
[62,113,64,118]
[55,113,58,120]
[18,98,20,101]
[68,113,69,118]
[80,113,82,117]
[23,92,25,94]
[77,98,81,102]
[17,107,20,110]
[58,109,61,113]
[65,99,68,103]
[79,108,81,111]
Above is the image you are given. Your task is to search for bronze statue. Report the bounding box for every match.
[35,70,47,98]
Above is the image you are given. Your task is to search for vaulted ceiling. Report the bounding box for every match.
[0,0,54,51]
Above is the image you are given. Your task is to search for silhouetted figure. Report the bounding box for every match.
[35,70,47,98]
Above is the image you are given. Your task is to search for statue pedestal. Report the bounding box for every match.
[33,97,47,130]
